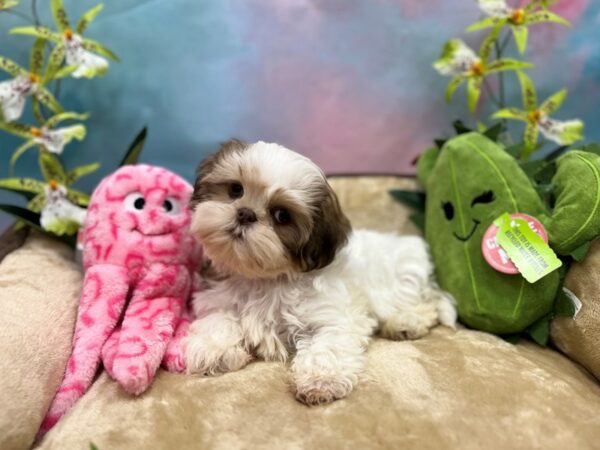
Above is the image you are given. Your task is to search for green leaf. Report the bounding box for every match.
[54,65,77,79]
[0,56,27,77]
[517,71,537,111]
[527,315,550,346]
[10,26,62,44]
[466,16,505,32]
[467,77,482,113]
[44,112,89,129]
[0,178,45,196]
[452,119,472,135]
[520,159,546,179]
[505,143,525,158]
[478,25,502,62]
[492,108,528,121]
[540,89,567,115]
[90,443,100,450]
[570,241,592,262]
[486,58,534,74]
[0,0,20,10]
[511,26,528,54]
[120,127,148,166]
[554,288,576,317]
[66,189,90,206]
[388,190,426,212]
[9,140,37,172]
[66,163,100,184]
[524,11,571,27]
[77,3,104,34]
[81,38,119,61]
[483,122,506,142]
[29,38,45,76]
[27,193,46,213]
[445,76,464,103]
[43,44,66,82]
[34,86,63,114]
[39,151,66,183]
[0,204,42,229]
[50,0,70,32]
[409,211,425,232]
[523,121,540,160]
[32,97,45,124]
[0,121,33,139]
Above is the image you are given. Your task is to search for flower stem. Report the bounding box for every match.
[483,79,503,109]
[494,40,507,109]
[31,0,41,26]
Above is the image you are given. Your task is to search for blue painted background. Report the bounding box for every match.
[1,0,599,228]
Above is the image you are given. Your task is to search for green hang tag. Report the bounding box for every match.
[493,213,562,283]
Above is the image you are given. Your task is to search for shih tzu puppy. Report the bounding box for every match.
[184,140,456,405]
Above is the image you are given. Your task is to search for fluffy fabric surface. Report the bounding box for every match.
[40,165,202,434]
[0,233,82,450]
[38,328,600,450]
[551,238,600,380]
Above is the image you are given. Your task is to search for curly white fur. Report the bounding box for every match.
[186,229,456,405]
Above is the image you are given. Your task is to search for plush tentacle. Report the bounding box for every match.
[101,327,121,379]
[162,309,192,372]
[110,263,191,395]
[40,264,129,433]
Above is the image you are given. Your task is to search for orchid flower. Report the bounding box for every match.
[40,180,87,235]
[0,42,63,121]
[434,28,533,112]
[492,72,583,159]
[0,112,88,170]
[467,0,570,54]
[10,1,117,80]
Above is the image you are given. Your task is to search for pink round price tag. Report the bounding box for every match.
[481,213,548,274]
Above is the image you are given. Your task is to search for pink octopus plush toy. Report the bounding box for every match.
[41,164,202,432]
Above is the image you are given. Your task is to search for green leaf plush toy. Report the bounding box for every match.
[418,132,600,336]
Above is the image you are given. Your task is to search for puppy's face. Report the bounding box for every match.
[189,140,351,279]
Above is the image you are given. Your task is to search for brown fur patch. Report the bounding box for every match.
[190,139,248,209]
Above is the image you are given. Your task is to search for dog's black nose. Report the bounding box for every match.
[237,207,257,225]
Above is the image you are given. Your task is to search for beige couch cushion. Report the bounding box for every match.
[2,176,599,449]
[39,328,600,450]
[0,233,81,450]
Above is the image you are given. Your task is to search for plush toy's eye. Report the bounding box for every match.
[272,208,291,225]
[162,197,181,215]
[125,192,146,211]
[471,190,495,207]
[442,201,454,221]
[228,182,244,199]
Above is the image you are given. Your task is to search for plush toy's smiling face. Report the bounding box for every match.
[421,132,558,334]
[442,189,496,242]
[83,164,199,269]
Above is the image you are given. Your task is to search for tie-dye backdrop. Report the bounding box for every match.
[0,0,598,227]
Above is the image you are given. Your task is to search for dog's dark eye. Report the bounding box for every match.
[442,201,454,221]
[228,182,244,199]
[272,208,291,225]
[471,190,495,207]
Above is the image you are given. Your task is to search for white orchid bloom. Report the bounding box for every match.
[433,39,481,77]
[31,124,86,155]
[40,182,86,232]
[537,115,584,146]
[63,31,109,79]
[477,0,513,17]
[0,74,38,122]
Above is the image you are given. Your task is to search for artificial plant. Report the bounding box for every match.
[0,0,145,243]
[392,0,595,342]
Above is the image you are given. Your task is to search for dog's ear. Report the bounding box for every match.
[298,183,351,271]
[190,139,248,208]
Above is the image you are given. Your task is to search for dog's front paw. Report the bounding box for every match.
[185,334,252,376]
[294,374,354,406]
